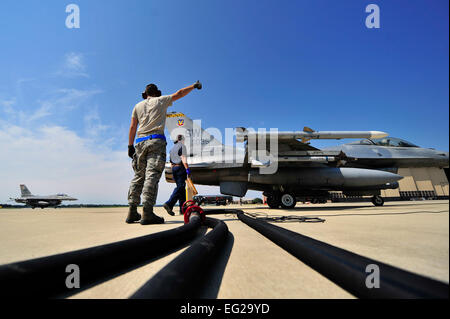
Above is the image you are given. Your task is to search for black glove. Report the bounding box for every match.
[128,145,135,159]
[193,80,202,90]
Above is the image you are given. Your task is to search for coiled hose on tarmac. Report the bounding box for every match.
[0,205,447,299]
[0,216,203,298]
[0,204,230,299]
[130,216,229,299]
[237,211,449,299]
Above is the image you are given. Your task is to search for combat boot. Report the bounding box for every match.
[163,203,175,216]
[140,205,164,225]
[126,205,141,223]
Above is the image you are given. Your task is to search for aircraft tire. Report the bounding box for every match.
[280,193,297,209]
[267,195,280,209]
[371,195,384,206]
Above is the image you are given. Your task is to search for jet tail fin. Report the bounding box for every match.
[165,112,225,156]
[20,184,32,197]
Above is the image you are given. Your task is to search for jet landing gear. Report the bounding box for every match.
[266,195,280,209]
[371,195,384,206]
[280,193,297,209]
[266,192,297,209]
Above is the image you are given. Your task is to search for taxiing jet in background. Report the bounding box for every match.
[10,185,77,209]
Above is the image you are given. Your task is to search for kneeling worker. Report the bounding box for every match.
[163,135,190,215]
[127,81,202,225]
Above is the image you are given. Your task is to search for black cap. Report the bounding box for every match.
[174,134,184,143]
[142,83,161,98]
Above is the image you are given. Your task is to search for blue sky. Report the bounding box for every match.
[0,1,448,204]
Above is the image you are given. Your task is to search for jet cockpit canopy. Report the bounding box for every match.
[351,137,419,148]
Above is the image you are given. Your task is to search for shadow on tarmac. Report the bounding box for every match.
[60,226,208,299]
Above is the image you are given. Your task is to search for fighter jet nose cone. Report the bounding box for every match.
[374,170,404,184]
[339,168,403,187]
[391,173,403,182]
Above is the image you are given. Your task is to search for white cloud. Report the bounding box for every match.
[0,122,230,205]
[0,123,128,204]
[0,52,261,206]
[1,98,16,115]
[51,88,102,111]
[55,52,89,78]
[66,52,84,70]
[9,88,102,126]
[84,106,110,137]
[25,102,52,122]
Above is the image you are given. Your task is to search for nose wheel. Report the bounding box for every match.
[266,192,298,209]
[371,195,384,206]
[280,193,297,209]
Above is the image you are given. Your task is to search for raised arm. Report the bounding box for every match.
[171,81,202,102]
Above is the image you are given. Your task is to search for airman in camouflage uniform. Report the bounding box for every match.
[127,81,202,225]
[128,138,167,208]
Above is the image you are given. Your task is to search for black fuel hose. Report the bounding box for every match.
[200,208,243,215]
[130,217,229,299]
[0,217,202,298]
[237,211,448,299]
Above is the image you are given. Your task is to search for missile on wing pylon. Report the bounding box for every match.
[236,128,388,143]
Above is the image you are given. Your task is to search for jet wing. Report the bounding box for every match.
[237,126,388,155]
[237,127,388,144]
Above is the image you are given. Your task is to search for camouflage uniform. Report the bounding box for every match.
[128,138,167,207]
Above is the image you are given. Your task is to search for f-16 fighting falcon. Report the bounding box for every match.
[164,112,449,208]
[10,185,77,209]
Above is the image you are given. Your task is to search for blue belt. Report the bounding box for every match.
[135,134,166,143]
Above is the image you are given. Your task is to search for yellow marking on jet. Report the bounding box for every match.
[166,113,185,118]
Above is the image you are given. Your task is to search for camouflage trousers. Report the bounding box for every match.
[128,138,167,207]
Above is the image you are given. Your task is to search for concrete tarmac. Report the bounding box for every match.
[0,200,448,298]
